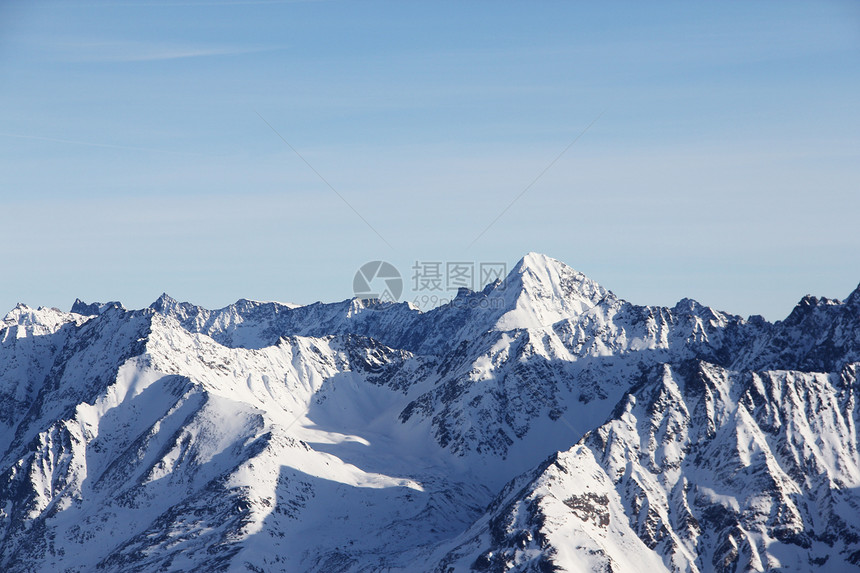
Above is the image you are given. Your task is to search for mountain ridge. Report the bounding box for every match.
[1,254,858,572]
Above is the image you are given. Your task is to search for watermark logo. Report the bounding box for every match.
[353,260,508,310]
[409,261,508,292]
[353,261,403,302]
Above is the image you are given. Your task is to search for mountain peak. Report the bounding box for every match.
[517,251,559,270]
[70,298,124,316]
[511,252,586,281]
[150,293,179,312]
[847,282,860,306]
[2,303,33,324]
[494,253,613,330]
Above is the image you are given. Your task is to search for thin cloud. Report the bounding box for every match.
[55,40,278,63]
[81,1,322,6]
[0,132,206,156]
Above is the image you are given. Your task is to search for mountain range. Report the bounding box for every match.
[2,253,859,572]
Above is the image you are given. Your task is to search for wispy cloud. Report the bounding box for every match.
[55,40,277,63]
[81,0,320,6]
[0,131,206,155]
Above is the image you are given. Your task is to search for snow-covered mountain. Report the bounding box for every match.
[1,253,858,572]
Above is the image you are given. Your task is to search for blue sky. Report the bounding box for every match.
[1,1,858,320]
